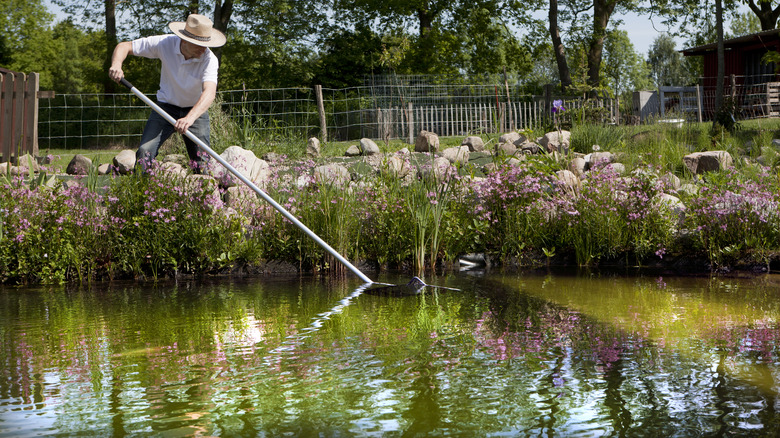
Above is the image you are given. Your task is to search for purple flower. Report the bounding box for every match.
[552,99,566,114]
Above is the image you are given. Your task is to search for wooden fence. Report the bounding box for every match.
[0,69,49,163]
[368,98,617,143]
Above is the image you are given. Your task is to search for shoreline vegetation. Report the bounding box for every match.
[4,115,780,285]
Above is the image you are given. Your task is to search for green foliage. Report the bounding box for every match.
[712,95,742,134]
[312,25,384,88]
[0,175,103,283]
[685,169,780,268]
[105,163,248,278]
[648,33,695,88]
[603,29,653,97]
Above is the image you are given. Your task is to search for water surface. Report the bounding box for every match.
[1,271,779,436]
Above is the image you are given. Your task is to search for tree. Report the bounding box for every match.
[311,25,384,88]
[647,33,691,87]
[549,0,573,90]
[0,0,54,67]
[745,0,780,31]
[586,0,620,91]
[603,29,652,97]
[714,0,727,130]
[729,8,762,36]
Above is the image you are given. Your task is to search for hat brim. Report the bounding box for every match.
[169,21,226,48]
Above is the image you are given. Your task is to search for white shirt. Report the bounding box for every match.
[132,34,219,108]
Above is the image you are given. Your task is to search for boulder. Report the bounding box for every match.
[499,132,527,146]
[683,151,733,174]
[226,185,260,211]
[160,161,187,177]
[415,130,440,153]
[540,130,571,153]
[660,172,681,191]
[66,154,92,175]
[345,145,361,156]
[605,163,626,175]
[654,193,686,226]
[184,174,221,202]
[520,143,543,155]
[383,155,411,179]
[307,137,321,157]
[359,138,381,156]
[569,157,587,176]
[16,153,39,174]
[314,163,351,186]
[98,163,112,175]
[586,151,614,169]
[163,154,188,166]
[113,149,136,174]
[495,142,517,156]
[441,146,470,166]
[461,136,485,152]
[206,145,270,188]
[678,183,699,196]
[507,157,524,167]
[418,156,454,181]
[262,152,283,163]
[555,169,580,195]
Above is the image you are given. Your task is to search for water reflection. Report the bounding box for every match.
[1,273,779,436]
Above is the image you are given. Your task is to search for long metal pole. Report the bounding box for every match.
[120,78,373,284]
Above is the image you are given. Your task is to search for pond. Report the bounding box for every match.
[1,271,779,436]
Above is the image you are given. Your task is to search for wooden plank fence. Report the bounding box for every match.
[0,69,49,163]
[366,98,616,143]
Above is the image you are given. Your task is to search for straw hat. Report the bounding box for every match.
[169,14,226,48]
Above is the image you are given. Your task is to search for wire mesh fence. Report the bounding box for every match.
[35,76,628,150]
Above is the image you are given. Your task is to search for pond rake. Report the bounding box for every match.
[120,79,457,294]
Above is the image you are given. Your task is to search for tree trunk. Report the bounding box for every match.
[713,0,725,129]
[102,0,117,95]
[212,0,234,60]
[586,0,617,94]
[549,0,571,91]
[747,0,780,31]
[187,1,199,16]
[415,6,437,72]
[418,8,434,40]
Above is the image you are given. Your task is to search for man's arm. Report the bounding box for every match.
[174,81,217,134]
[109,41,134,83]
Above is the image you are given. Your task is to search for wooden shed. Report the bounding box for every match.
[682,29,780,118]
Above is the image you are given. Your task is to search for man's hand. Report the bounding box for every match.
[174,116,196,134]
[109,42,133,83]
[108,66,124,83]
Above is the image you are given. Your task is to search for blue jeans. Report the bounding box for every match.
[136,102,210,172]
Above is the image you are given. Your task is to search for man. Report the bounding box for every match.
[108,14,226,173]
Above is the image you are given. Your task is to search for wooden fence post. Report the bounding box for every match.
[499,102,505,133]
[544,84,553,121]
[11,72,25,160]
[24,73,39,158]
[315,84,327,143]
[407,102,414,144]
[696,85,703,122]
[0,72,12,162]
[730,74,736,100]
[503,66,514,130]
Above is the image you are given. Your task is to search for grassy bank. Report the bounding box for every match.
[7,117,780,284]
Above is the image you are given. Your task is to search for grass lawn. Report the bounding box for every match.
[37,118,780,173]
